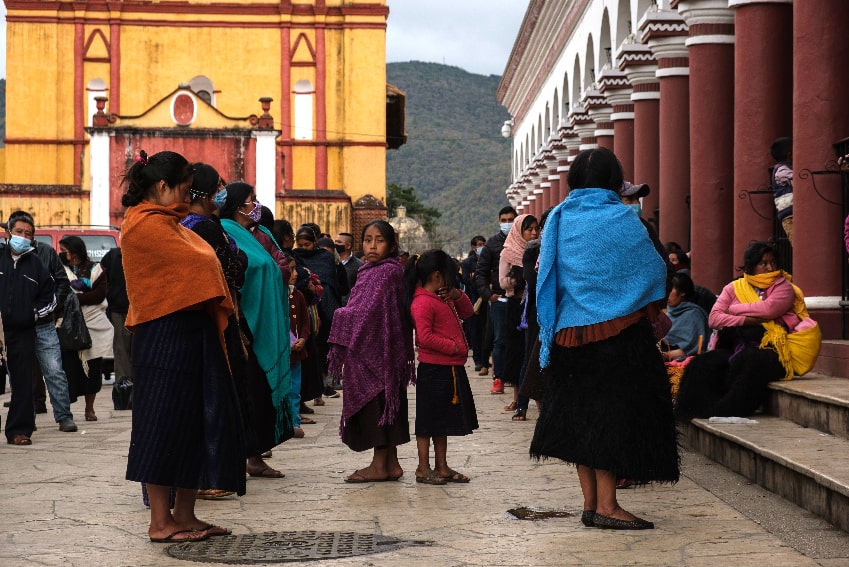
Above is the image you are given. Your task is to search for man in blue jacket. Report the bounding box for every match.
[1,211,57,445]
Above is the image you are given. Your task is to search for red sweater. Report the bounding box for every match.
[410,286,474,366]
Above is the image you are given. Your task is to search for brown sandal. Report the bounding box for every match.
[7,434,32,446]
[504,401,517,412]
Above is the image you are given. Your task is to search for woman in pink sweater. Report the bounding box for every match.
[406,250,479,485]
[675,242,800,420]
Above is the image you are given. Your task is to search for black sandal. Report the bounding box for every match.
[512,408,527,421]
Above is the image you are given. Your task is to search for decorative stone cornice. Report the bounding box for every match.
[677,0,735,46]
[639,8,689,46]
[617,39,659,90]
[597,66,631,94]
[641,9,689,78]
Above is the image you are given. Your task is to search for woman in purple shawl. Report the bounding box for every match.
[327,220,415,483]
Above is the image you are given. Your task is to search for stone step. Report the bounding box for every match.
[682,415,849,533]
[812,339,849,378]
[765,374,849,441]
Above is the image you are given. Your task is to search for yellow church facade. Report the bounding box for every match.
[0,0,401,235]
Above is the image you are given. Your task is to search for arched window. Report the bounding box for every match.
[294,80,314,140]
[86,78,107,127]
[189,75,215,106]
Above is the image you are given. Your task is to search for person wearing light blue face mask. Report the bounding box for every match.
[474,205,517,393]
[1,211,59,446]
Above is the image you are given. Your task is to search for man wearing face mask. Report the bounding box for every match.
[461,235,487,375]
[0,211,59,445]
[28,215,78,431]
[335,232,363,306]
[475,206,517,394]
[619,182,674,298]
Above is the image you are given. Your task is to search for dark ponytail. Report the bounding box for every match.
[120,150,193,207]
[403,248,456,328]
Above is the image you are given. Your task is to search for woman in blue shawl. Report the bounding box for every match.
[531,148,679,531]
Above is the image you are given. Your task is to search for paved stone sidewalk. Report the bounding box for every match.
[1,359,848,566]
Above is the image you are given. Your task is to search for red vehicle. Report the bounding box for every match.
[32,226,121,263]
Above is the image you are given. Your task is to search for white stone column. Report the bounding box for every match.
[88,131,111,226]
[252,130,280,209]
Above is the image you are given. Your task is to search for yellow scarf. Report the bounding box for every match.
[732,270,820,380]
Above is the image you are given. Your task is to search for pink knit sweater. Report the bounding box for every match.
[410,286,474,366]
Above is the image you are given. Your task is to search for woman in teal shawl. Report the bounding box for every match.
[531,148,679,531]
[220,181,293,478]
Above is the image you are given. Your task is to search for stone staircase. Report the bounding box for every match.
[681,340,849,532]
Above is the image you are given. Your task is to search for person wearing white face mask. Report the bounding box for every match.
[0,211,58,445]
[474,206,517,394]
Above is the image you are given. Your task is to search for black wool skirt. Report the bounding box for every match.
[530,320,680,484]
[414,363,478,437]
[126,310,246,495]
[342,389,410,452]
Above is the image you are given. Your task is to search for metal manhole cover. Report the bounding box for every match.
[507,506,575,520]
[165,530,430,563]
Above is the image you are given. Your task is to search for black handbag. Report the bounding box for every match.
[56,293,92,351]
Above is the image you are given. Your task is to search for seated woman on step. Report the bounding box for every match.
[675,242,821,420]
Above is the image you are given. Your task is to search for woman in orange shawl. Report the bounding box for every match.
[121,150,245,543]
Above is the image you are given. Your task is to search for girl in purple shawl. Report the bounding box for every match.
[327,220,415,483]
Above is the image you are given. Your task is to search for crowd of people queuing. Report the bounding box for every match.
[0,144,824,538]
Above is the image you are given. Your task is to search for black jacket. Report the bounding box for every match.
[33,239,70,322]
[100,247,130,314]
[474,231,507,301]
[0,245,57,329]
[460,252,480,303]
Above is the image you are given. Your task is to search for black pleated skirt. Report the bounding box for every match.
[530,320,680,484]
[126,310,246,494]
[341,389,410,452]
[414,363,478,437]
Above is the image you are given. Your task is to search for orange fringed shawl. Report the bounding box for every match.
[122,202,233,337]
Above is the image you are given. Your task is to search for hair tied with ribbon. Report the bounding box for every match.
[135,150,149,166]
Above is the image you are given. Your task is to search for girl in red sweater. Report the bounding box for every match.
[406,250,478,485]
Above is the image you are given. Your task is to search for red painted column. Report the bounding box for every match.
[557,126,577,201]
[793,0,849,308]
[619,42,660,225]
[599,69,635,181]
[679,2,736,294]
[644,13,691,249]
[109,23,121,115]
[315,25,328,189]
[731,0,792,275]
[280,26,293,192]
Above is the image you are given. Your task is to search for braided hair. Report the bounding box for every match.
[120,150,194,207]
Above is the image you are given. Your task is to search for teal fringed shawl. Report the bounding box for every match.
[536,188,666,368]
[221,219,292,442]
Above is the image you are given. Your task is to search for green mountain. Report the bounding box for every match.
[386,62,513,256]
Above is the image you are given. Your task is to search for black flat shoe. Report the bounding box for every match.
[593,513,654,530]
[580,510,595,527]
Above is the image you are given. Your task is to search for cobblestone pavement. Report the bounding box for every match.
[2,359,848,567]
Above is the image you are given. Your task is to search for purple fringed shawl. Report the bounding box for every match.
[327,257,414,434]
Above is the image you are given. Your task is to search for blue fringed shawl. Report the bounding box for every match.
[536,188,666,367]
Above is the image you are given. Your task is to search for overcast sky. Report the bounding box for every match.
[0,2,528,79]
[386,1,528,76]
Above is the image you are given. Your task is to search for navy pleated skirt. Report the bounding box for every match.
[126,310,246,495]
[530,320,680,484]
[414,363,478,437]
